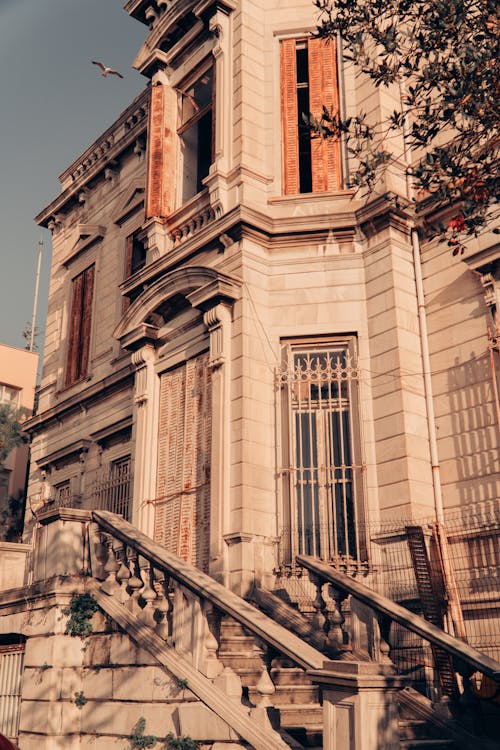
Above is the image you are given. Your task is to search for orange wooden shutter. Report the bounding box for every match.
[79,265,95,379]
[155,352,211,571]
[65,272,84,386]
[146,84,176,218]
[280,39,300,195]
[308,38,342,192]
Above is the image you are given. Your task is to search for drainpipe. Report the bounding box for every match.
[399,79,445,525]
[411,227,445,524]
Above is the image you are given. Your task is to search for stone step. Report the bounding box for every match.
[271,684,320,705]
[398,720,442,741]
[270,666,316,686]
[276,703,323,729]
[400,741,455,749]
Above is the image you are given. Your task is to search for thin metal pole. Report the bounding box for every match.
[30,237,43,352]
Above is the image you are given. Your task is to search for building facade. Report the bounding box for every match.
[0,0,498,747]
[0,344,38,526]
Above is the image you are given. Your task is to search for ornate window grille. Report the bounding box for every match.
[92,456,132,521]
[0,643,24,741]
[278,340,364,565]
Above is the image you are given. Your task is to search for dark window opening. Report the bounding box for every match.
[178,65,214,203]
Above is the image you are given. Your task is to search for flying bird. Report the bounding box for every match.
[92,61,124,79]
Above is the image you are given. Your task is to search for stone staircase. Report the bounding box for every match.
[217,618,322,748]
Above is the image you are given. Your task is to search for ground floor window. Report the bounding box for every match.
[154,351,212,571]
[278,338,363,564]
[0,639,25,742]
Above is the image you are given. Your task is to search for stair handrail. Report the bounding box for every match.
[297,554,500,681]
[93,510,325,670]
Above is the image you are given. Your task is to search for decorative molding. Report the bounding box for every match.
[112,180,146,225]
[61,224,106,267]
[203,303,232,369]
[37,439,91,470]
[89,416,133,446]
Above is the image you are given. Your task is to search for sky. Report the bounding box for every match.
[0,0,147,361]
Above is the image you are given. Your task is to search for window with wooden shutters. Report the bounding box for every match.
[155,352,212,571]
[280,38,342,195]
[65,265,95,387]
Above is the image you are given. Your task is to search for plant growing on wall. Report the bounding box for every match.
[0,404,27,465]
[311,0,499,249]
[62,593,99,638]
[164,733,199,750]
[129,717,158,749]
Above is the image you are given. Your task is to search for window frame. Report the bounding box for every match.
[280,36,342,196]
[176,59,215,205]
[64,264,95,388]
[277,336,364,566]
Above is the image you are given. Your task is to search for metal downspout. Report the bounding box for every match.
[411,227,445,524]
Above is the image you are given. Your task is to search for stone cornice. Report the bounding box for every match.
[35,88,150,227]
[23,363,134,436]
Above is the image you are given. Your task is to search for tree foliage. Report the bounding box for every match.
[312,0,499,247]
[0,404,27,465]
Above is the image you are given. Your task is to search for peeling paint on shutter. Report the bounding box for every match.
[280,39,300,195]
[155,352,211,571]
[308,38,342,192]
[79,264,95,380]
[65,272,84,387]
[145,84,176,218]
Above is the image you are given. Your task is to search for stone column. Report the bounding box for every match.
[131,344,158,538]
[309,661,407,750]
[203,302,233,584]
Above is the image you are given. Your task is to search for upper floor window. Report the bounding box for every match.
[177,64,214,203]
[123,230,147,311]
[280,38,342,195]
[0,384,20,408]
[65,265,95,387]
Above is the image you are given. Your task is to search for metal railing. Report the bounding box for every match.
[297,553,500,739]
[90,465,132,521]
[0,644,24,741]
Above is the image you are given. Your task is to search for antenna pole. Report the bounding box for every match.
[30,237,43,352]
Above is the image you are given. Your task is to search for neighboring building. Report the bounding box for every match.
[0,1,498,748]
[0,344,38,516]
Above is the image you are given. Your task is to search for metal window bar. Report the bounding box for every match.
[278,345,362,565]
[91,459,132,521]
[0,646,24,741]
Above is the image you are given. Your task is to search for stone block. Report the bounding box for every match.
[60,666,84,698]
[177,702,238,741]
[151,667,192,701]
[84,700,176,737]
[112,666,155,701]
[24,634,85,668]
[19,733,81,750]
[84,634,111,666]
[82,666,113,699]
[22,666,63,701]
[19,700,62,734]
[109,633,138,665]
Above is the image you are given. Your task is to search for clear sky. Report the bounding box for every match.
[0,0,147,360]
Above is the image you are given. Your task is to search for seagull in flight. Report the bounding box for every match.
[92,61,124,79]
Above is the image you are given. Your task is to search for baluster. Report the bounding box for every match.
[153,570,169,640]
[139,560,157,627]
[308,571,327,634]
[375,613,393,664]
[100,533,120,595]
[203,601,223,679]
[326,584,350,656]
[126,549,144,612]
[255,665,275,708]
[115,540,131,603]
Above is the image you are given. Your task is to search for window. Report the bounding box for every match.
[0,384,20,407]
[280,38,342,194]
[177,64,214,203]
[123,231,147,310]
[65,265,95,387]
[278,340,363,564]
[155,353,212,571]
[92,456,132,520]
[0,639,25,742]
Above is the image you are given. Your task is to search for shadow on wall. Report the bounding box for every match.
[448,351,499,507]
